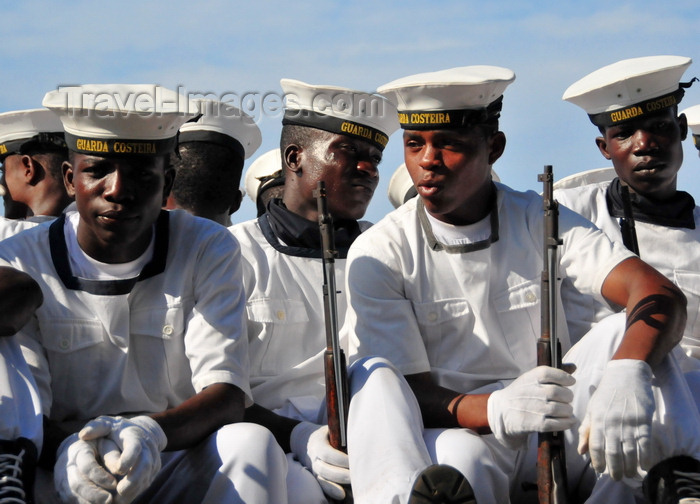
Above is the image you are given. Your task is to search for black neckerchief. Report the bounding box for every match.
[49,210,169,295]
[418,183,500,253]
[263,198,362,259]
[605,177,696,229]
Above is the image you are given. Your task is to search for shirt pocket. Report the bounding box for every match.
[493,279,540,364]
[130,305,187,392]
[37,317,106,413]
[246,298,311,375]
[674,270,700,358]
[412,299,476,369]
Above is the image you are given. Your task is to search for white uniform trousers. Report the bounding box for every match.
[0,337,42,450]
[347,313,700,504]
[36,423,292,503]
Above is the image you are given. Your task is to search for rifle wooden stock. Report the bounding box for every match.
[325,348,349,449]
[537,165,568,504]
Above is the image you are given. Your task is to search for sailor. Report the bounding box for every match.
[0,84,288,503]
[230,78,398,502]
[0,108,71,237]
[555,56,700,362]
[341,65,700,503]
[165,98,262,226]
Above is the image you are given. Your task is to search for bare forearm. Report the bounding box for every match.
[0,267,42,336]
[405,373,490,433]
[151,383,245,451]
[244,403,299,452]
[602,257,687,367]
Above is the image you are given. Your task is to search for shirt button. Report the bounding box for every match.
[525,292,537,303]
[162,325,174,336]
[59,339,70,350]
[428,312,438,322]
[276,310,285,321]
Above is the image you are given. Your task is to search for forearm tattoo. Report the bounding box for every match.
[626,286,683,331]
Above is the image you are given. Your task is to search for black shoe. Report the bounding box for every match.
[0,437,37,504]
[643,455,700,504]
[408,464,476,504]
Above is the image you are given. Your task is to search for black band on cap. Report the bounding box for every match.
[177,130,245,159]
[693,135,700,151]
[0,132,67,160]
[282,110,389,151]
[588,85,690,128]
[65,132,177,156]
[397,96,504,130]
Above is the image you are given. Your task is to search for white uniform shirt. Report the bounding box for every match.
[0,209,251,422]
[556,181,700,356]
[231,216,352,421]
[0,216,41,241]
[345,184,633,393]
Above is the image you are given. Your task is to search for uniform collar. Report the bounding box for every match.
[261,198,361,259]
[418,183,500,253]
[49,210,170,295]
[606,177,696,229]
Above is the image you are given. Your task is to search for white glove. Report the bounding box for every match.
[578,359,654,480]
[487,366,576,450]
[290,421,350,500]
[54,433,118,504]
[78,415,168,503]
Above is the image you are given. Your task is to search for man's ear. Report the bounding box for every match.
[487,131,506,165]
[595,136,612,160]
[62,161,76,197]
[284,144,302,175]
[20,155,41,185]
[228,189,243,215]
[679,113,689,142]
[162,165,176,206]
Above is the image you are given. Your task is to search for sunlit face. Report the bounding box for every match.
[403,128,504,225]
[597,109,686,200]
[297,132,382,221]
[64,153,173,263]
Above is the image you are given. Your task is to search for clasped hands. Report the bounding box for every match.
[54,415,167,504]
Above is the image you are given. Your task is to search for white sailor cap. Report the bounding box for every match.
[0,108,66,161]
[280,79,399,151]
[178,99,262,160]
[562,56,695,128]
[682,104,700,150]
[244,148,284,205]
[387,163,416,209]
[377,66,515,130]
[387,162,500,209]
[42,84,198,156]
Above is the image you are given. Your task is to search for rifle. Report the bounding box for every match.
[536,165,568,504]
[314,181,352,502]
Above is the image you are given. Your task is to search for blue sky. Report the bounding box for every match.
[3,0,699,223]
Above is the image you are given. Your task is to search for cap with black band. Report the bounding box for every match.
[42,84,197,156]
[280,78,399,151]
[562,55,696,128]
[683,104,700,151]
[0,108,66,161]
[377,66,515,131]
[178,99,262,160]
